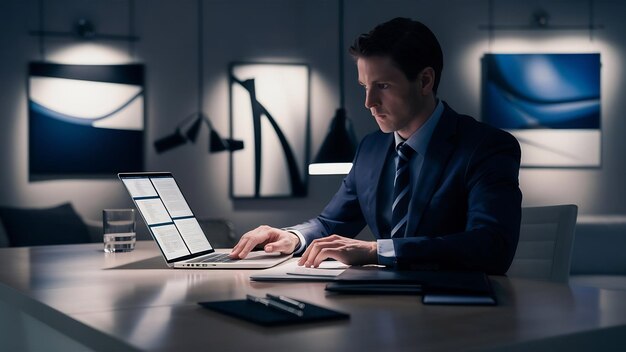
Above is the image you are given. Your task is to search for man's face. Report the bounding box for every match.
[357,56,432,138]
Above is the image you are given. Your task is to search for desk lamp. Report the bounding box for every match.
[309,0,358,175]
[153,0,243,155]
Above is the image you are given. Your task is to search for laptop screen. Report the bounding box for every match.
[119,172,213,262]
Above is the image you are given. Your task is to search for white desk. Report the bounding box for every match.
[1,241,626,351]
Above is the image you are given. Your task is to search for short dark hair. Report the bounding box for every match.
[349,17,444,94]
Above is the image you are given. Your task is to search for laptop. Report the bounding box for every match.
[118,172,292,269]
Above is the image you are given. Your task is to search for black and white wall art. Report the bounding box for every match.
[230,63,310,198]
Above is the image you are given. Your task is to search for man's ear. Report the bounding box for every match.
[419,67,435,95]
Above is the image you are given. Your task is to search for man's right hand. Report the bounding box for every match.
[229,225,300,259]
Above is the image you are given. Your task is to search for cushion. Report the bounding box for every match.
[0,218,10,247]
[571,216,626,275]
[0,203,91,247]
[570,275,626,291]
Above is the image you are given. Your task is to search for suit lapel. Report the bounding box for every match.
[362,133,394,237]
[405,105,458,237]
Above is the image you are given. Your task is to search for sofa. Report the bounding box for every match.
[569,215,626,290]
[0,203,150,248]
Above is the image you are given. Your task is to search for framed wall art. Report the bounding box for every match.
[483,53,601,167]
[28,62,144,177]
[229,62,310,198]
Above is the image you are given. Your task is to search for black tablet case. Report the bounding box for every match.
[198,298,350,326]
[326,267,496,305]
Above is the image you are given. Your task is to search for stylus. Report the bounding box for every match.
[246,294,304,317]
[266,294,306,309]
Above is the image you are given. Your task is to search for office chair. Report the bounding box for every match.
[197,218,238,248]
[507,204,578,283]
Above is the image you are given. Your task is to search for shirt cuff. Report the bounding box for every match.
[377,239,396,266]
[284,229,306,255]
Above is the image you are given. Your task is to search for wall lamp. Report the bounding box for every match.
[531,10,551,28]
[30,18,139,42]
[478,1,604,36]
[154,0,243,156]
[154,112,243,154]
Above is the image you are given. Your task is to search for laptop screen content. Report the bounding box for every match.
[120,173,213,261]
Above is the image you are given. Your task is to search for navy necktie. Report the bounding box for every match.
[390,142,415,238]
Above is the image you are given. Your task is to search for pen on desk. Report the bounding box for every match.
[246,294,304,317]
[266,294,306,309]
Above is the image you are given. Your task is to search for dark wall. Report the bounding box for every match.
[1,0,624,238]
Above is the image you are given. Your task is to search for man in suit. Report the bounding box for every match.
[230,18,522,274]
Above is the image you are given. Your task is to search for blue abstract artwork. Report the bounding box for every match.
[28,63,144,176]
[483,53,601,167]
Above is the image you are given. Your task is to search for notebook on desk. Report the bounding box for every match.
[118,172,291,269]
[326,267,497,305]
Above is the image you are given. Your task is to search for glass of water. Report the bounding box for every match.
[103,209,136,253]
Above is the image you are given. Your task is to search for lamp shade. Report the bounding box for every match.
[154,129,187,153]
[154,113,243,154]
[209,129,244,153]
[185,115,203,142]
[309,108,358,175]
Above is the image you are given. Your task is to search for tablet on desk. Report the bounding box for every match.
[325,283,422,294]
[422,293,496,305]
[326,267,497,305]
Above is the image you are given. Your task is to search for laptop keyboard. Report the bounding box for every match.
[190,252,237,263]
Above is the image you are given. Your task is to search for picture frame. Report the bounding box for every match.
[482,53,601,168]
[229,62,310,198]
[28,62,145,177]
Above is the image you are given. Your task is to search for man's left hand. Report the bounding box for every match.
[297,235,377,267]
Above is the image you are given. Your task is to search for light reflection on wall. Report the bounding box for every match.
[457,33,620,210]
[30,77,142,128]
[9,42,136,213]
[47,43,131,65]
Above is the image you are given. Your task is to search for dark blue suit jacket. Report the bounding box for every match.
[292,103,522,274]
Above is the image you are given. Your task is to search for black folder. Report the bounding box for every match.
[326,267,496,305]
[198,298,350,326]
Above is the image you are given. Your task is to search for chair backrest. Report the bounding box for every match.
[507,204,578,282]
[197,219,237,248]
